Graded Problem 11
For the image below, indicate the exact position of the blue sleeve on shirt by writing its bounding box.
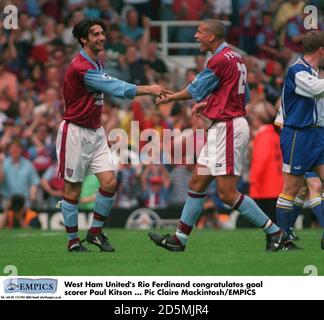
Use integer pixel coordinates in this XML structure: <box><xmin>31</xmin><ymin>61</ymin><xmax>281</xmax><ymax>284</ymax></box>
<box><xmin>187</xmin><ymin>67</ymin><xmax>219</xmax><ymax>102</ymax></box>
<box><xmin>84</xmin><ymin>69</ymin><xmax>137</xmax><ymax>99</ymax></box>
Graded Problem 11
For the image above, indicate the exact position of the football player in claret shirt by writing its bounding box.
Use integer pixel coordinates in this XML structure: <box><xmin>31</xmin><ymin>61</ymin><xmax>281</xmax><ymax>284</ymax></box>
<box><xmin>149</xmin><ymin>19</ymin><xmax>287</xmax><ymax>252</ymax></box>
<box><xmin>57</xmin><ymin>19</ymin><xmax>172</xmax><ymax>252</ymax></box>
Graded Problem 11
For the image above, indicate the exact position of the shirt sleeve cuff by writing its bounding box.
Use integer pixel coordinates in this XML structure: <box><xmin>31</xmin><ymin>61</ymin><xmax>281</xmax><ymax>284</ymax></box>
<box><xmin>125</xmin><ymin>84</ymin><xmax>137</xmax><ymax>99</ymax></box>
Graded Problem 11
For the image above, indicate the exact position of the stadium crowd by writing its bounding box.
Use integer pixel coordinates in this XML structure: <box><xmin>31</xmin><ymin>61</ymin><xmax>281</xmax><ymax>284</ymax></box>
<box><xmin>0</xmin><ymin>0</ymin><xmax>322</xmax><ymax>225</ymax></box>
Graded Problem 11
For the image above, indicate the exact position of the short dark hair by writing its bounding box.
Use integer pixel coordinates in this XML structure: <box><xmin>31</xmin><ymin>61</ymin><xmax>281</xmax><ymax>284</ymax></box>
<box><xmin>303</xmin><ymin>30</ymin><xmax>324</xmax><ymax>54</ymax></box>
<box><xmin>72</xmin><ymin>19</ymin><xmax>107</xmax><ymax>47</ymax></box>
<box><xmin>203</xmin><ymin>19</ymin><xmax>226</xmax><ymax>40</ymax></box>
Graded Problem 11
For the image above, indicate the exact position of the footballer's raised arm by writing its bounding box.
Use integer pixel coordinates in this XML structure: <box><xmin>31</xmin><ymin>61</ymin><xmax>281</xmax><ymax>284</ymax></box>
<box><xmin>84</xmin><ymin>69</ymin><xmax>137</xmax><ymax>99</ymax></box>
<box><xmin>156</xmin><ymin>67</ymin><xmax>220</xmax><ymax>105</ymax></box>
<box><xmin>156</xmin><ymin>87</ymin><xmax>192</xmax><ymax>105</ymax></box>
<box><xmin>84</xmin><ymin>69</ymin><xmax>171</xmax><ymax>99</ymax></box>
<box><xmin>136</xmin><ymin>85</ymin><xmax>173</xmax><ymax>97</ymax></box>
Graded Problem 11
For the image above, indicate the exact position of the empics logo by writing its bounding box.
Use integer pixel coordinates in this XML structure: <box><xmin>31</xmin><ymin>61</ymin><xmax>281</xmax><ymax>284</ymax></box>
<box><xmin>4</xmin><ymin>278</ymin><xmax>58</xmax><ymax>294</ymax></box>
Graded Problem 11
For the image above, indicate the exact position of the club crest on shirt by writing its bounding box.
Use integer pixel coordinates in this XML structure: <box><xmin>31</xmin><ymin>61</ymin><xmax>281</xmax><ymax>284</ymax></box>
<box><xmin>66</xmin><ymin>168</ymin><xmax>73</xmax><ymax>177</ymax></box>
<box><xmin>102</xmin><ymin>73</ymin><xmax>112</xmax><ymax>79</ymax></box>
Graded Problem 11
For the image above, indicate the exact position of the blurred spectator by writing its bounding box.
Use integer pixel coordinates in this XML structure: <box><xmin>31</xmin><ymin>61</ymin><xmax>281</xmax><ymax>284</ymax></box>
<box><xmin>239</xmin><ymin>0</ymin><xmax>263</xmax><ymax>54</ymax></box>
<box><xmin>41</xmin><ymin>161</ymin><xmax>64</xmax><ymax>208</ymax></box>
<box><xmin>0</xmin><ymin>57</ymin><xmax>18</xmax><ymax>112</ymax></box>
<box><xmin>42</xmin><ymin>0</ymin><xmax>63</xmax><ymax>22</ymax></box>
<box><xmin>98</xmin><ymin>0</ymin><xmax>119</xmax><ymax>24</ymax></box>
<box><xmin>115</xmin><ymin>163</ymin><xmax>140</xmax><ymax>208</ymax></box>
<box><xmin>170</xmin><ymin>164</ymin><xmax>193</xmax><ymax>205</ymax></box>
<box><xmin>141</xmin><ymin>163</ymin><xmax>171</xmax><ymax>191</ymax></box>
<box><xmin>142</xmin><ymin>41</ymin><xmax>168</xmax><ymax>75</ymax></box>
<box><xmin>284</xmin><ymin>11</ymin><xmax>310</xmax><ymax>64</ymax></box>
<box><xmin>173</xmin><ymin>0</ymin><xmax>205</xmax><ymax>54</ymax></box>
<box><xmin>30</xmin><ymin>17</ymin><xmax>59</xmax><ymax>63</ymax></box>
<box><xmin>104</xmin><ymin>23</ymin><xmax>128</xmax><ymax>80</ymax></box>
<box><xmin>273</xmin><ymin>0</ymin><xmax>305</xmax><ymax>34</ymax></box>
<box><xmin>123</xmin><ymin>0</ymin><xmax>154</xmax><ymax>19</ymax></box>
<box><xmin>249</xmin><ymin>102</ymin><xmax>283</xmax><ymax>222</ymax></box>
<box><xmin>0</xmin><ymin>194</ymin><xmax>40</xmax><ymax>229</ymax></box>
<box><xmin>33</xmin><ymin>86</ymin><xmax>62</xmax><ymax>119</ymax></box>
<box><xmin>78</xmin><ymin>175</ymin><xmax>100</xmax><ymax>211</ymax></box>
<box><xmin>125</xmin><ymin>44</ymin><xmax>148</xmax><ymax>84</ymax></box>
<box><xmin>24</xmin><ymin>0</ymin><xmax>42</xmax><ymax>17</ymax></box>
<box><xmin>28</xmin><ymin>124</ymin><xmax>55</xmax><ymax>176</ymax></box>
<box><xmin>0</xmin><ymin>118</ymin><xmax>23</xmax><ymax>151</ymax></box>
<box><xmin>44</xmin><ymin>65</ymin><xmax>62</xmax><ymax>89</ymax></box>
<box><xmin>0</xmin><ymin>139</ymin><xmax>40</xmax><ymax>208</ymax></box>
<box><xmin>120</xmin><ymin>8</ymin><xmax>145</xmax><ymax>46</ymax></box>
<box><xmin>263</xmin><ymin>60</ymin><xmax>284</xmax><ymax>104</ymax></box>
<box><xmin>142</xmin><ymin>175</ymin><xmax>170</xmax><ymax>209</ymax></box>
<box><xmin>256</xmin><ymin>12</ymin><xmax>281</xmax><ymax>61</ymax></box>
<box><xmin>62</xmin><ymin>9</ymin><xmax>85</xmax><ymax>46</ymax></box>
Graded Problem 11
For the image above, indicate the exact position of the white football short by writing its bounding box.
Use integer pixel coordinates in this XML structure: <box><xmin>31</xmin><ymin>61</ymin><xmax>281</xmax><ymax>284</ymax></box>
<box><xmin>56</xmin><ymin>121</ymin><xmax>116</xmax><ymax>182</ymax></box>
<box><xmin>197</xmin><ymin>117</ymin><xmax>249</xmax><ymax>176</ymax></box>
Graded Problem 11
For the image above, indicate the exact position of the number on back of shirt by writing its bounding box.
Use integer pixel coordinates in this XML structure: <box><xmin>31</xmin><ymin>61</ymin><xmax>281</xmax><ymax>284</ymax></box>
<box><xmin>237</xmin><ymin>62</ymin><xmax>247</xmax><ymax>94</ymax></box>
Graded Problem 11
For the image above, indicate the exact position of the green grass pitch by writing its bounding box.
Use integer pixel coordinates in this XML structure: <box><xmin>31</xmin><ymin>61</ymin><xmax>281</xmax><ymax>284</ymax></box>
<box><xmin>0</xmin><ymin>229</ymin><xmax>323</xmax><ymax>276</ymax></box>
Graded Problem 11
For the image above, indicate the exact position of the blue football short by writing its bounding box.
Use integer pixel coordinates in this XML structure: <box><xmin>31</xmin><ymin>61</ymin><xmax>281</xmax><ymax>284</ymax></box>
<box><xmin>305</xmin><ymin>171</ymin><xmax>319</xmax><ymax>179</ymax></box>
<box><xmin>280</xmin><ymin>126</ymin><xmax>324</xmax><ymax>175</ymax></box>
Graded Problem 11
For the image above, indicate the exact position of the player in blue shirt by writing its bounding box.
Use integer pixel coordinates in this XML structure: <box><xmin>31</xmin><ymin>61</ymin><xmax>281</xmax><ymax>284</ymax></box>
<box><xmin>276</xmin><ymin>31</ymin><xmax>324</xmax><ymax>250</ymax></box>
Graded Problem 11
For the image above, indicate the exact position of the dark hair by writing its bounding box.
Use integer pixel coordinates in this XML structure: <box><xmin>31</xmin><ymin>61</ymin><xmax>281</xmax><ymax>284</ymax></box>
<box><xmin>204</xmin><ymin>19</ymin><xmax>226</xmax><ymax>40</ymax></box>
<box><xmin>303</xmin><ymin>30</ymin><xmax>324</xmax><ymax>54</ymax></box>
<box><xmin>72</xmin><ymin>19</ymin><xmax>107</xmax><ymax>47</ymax></box>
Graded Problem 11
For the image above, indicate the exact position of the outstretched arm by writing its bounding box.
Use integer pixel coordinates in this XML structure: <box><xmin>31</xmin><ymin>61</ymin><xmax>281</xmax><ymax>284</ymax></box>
<box><xmin>84</xmin><ymin>69</ymin><xmax>172</xmax><ymax>99</ymax></box>
<box><xmin>156</xmin><ymin>67</ymin><xmax>219</xmax><ymax>105</ymax></box>
<box><xmin>156</xmin><ymin>88</ymin><xmax>192</xmax><ymax>104</ymax></box>
<box><xmin>136</xmin><ymin>85</ymin><xmax>173</xmax><ymax>97</ymax></box>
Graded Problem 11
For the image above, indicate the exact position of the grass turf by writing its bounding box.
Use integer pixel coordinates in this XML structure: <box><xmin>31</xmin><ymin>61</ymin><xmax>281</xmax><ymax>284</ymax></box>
<box><xmin>0</xmin><ymin>229</ymin><xmax>323</xmax><ymax>276</ymax></box>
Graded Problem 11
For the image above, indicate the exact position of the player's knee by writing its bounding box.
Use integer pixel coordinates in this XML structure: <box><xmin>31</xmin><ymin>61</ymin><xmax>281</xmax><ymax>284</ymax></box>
<box><xmin>188</xmin><ymin>179</ymin><xmax>206</xmax><ymax>193</ymax></box>
<box><xmin>100</xmin><ymin>177</ymin><xmax>117</xmax><ymax>193</ymax></box>
<box><xmin>307</xmin><ymin>179</ymin><xmax>322</xmax><ymax>194</ymax></box>
<box><xmin>217</xmin><ymin>190</ymin><xmax>237</xmax><ymax>207</ymax></box>
<box><xmin>283</xmin><ymin>184</ymin><xmax>300</xmax><ymax>197</ymax></box>
<box><xmin>64</xmin><ymin>186</ymin><xmax>81</xmax><ymax>202</ymax></box>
